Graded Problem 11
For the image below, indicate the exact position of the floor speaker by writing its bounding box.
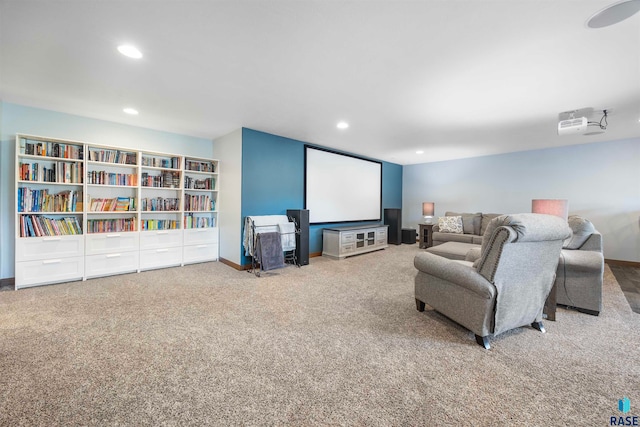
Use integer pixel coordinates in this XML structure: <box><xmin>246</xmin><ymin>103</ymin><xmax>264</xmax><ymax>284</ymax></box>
<box><xmin>286</xmin><ymin>209</ymin><xmax>309</xmax><ymax>266</ymax></box>
<box><xmin>384</xmin><ymin>208</ymin><xmax>402</xmax><ymax>245</ymax></box>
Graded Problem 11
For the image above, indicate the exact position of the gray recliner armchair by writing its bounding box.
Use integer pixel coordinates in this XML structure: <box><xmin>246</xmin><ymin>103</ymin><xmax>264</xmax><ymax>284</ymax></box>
<box><xmin>414</xmin><ymin>213</ymin><xmax>571</xmax><ymax>349</ymax></box>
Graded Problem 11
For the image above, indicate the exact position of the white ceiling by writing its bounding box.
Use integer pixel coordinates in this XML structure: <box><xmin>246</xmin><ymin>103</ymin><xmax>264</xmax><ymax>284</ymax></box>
<box><xmin>1</xmin><ymin>0</ymin><xmax>639</xmax><ymax>165</ymax></box>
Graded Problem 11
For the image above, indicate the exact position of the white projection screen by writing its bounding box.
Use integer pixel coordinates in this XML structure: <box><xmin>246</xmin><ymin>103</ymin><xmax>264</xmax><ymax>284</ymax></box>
<box><xmin>305</xmin><ymin>146</ymin><xmax>382</xmax><ymax>224</ymax></box>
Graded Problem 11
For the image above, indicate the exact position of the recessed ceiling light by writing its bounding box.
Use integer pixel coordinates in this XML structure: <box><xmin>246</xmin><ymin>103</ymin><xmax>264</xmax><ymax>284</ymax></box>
<box><xmin>337</xmin><ymin>121</ymin><xmax>349</xmax><ymax>129</ymax></box>
<box><xmin>123</xmin><ymin>107</ymin><xmax>139</xmax><ymax>115</ymax></box>
<box><xmin>416</xmin><ymin>150</ymin><xmax>424</xmax><ymax>154</ymax></box>
<box><xmin>117</xmin><ymin>44</ymin><xmax>143</xmax><ymax>59</ymax></box>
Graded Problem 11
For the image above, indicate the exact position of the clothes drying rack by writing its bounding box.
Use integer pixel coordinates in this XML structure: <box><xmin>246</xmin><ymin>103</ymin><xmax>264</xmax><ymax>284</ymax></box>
<box><xmin>244</xmin><ymin>215</ymin><xmax>301</xmax><ymax>277</ymax></box>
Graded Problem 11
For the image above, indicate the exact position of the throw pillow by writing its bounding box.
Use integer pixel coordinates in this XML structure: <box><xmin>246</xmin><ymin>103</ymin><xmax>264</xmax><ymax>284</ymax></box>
<box><xmin>438</xmin><ymin>216</ymin><xmax>463</xmax><ymax>234</ymax></box>
<box><xmin>446</xmin><ymin>211</ymin><xmax>482</xmax><ymax>235</ymax></box>
<box><xmin>563</xmin><ymin>215</ymin><xmax>595</xmax><ymax>249</ymax></box>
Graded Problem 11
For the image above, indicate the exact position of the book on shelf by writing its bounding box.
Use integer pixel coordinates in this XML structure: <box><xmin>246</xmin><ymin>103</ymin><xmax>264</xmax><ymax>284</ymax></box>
<box><xmin>89</xmin><ymin>197</ymin><xmax>136</xmax><ymax>211</ymax></box>
<box><xmin>142</xmin><ymin>156</ymin><xmax>181</xmax><ymax>169</ymax></box>
<box><xmin>18</xmin><ymin>188</ymin><xmax>78</xmax><ymax>213</ymax></box>
<box><xmin>87</xmin><ymin>218</ymin><xmax>137</xmax><ymax>233</ymax></box>
<box><xmin>185</xmin><ymin>160</ymin><xmax>215</xmax><ymax>173</ymax></box>
<box><xmin>20</xmin><ymin>215</ymin><xmax>82</xmax><ymax>237</ymax></box>
<box><xmin>20</xmin><ymin>138</ymin><xmax>84</xmax><ymax>160</ymax></box>
<box><xmin>184</xmin><ymin>214</ymin><xmax>216</xmax><ymax>229</ymax></box>
<box><xmin>88</xmin><ymin>149</ymin><xmax>137</xmax><ymax>165</ymax></box>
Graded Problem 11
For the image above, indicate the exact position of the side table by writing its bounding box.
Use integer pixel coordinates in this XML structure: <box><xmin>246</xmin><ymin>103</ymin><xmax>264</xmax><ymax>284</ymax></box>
<box><xmin>419</xmin><ymin>223</ymin><xmax>434</xmax><ymax>249</ymax></box>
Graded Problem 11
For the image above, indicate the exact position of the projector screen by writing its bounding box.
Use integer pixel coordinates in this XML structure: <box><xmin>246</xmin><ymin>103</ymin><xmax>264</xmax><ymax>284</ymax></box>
<box><xmin>305</xmin><ymin>146</ymin><xmax>382</xmax><ymax>224</ymax></box>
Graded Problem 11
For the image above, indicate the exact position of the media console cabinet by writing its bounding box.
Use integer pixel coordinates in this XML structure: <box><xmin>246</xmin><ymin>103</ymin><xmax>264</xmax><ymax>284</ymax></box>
<box><xmin>322</xmin><ymin>225</ymin><xmax>388</xmax><ymax>260</ymax></box>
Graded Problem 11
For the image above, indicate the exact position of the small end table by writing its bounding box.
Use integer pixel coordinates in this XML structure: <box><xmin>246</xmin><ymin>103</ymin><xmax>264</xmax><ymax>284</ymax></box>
<box><xmin>419</xmin><ymin>223</ymin><xmax>434</xmax><ymax>249</ymax></box>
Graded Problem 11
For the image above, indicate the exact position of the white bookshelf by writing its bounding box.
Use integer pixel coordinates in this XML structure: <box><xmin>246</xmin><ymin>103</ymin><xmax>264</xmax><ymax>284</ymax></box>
<box><xmin>14</xmin><ymin>134</ymin><xmax>220</xmax><ymax>289</ymax></box>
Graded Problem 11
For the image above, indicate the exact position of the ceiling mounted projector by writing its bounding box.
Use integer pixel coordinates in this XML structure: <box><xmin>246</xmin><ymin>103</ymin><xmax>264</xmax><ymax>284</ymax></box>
<box><xmin>558</xmin><ymin>116</ymin><xmax>588</xmax><ymax>135</ymax></box>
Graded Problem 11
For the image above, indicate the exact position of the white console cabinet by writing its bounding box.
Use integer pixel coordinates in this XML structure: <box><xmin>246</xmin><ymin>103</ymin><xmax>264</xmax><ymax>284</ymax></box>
<box><xmin>14</xmin><ymin>134</ymin><xmax>220</xmax><ymax>289</ymax></box>
<box><xmin>322</xmin><ymin>225</ymin><xmax>388</xmax><ymax>260</ymax></box>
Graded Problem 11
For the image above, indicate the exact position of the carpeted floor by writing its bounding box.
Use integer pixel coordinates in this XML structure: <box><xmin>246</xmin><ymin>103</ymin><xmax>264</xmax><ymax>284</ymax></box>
<box><xmin>1</xmin><ymin>244</ymin><xmax>638</xmax><ymax>426</ymax></box>
<box><xmin>610</xmin><ymin>265</ymin><xmax>640</xmax><ymax>314</ymax></box>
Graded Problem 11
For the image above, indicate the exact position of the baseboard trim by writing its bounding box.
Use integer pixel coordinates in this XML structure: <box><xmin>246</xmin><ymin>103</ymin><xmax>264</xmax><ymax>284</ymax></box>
<box><xmin>310</xmin><ymin>251</ymin><xmax>322</xmax><ymax>258</ymax></box>
<box><xmin>219</xmin><ymin>257</ymin><xmax>248</xmax><ymax>271</ymax></box>
<box><xmin>0</xmin><ymin>277</ymin><xmax>15</xmax><ymax>291</ymax></box>
<box><xmin>605</xmin><ymin>259</ymin><xmax>640</xmax><ymax>268</ymax></box>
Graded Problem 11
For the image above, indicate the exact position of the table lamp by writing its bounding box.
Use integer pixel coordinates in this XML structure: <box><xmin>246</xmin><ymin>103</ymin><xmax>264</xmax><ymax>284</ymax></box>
<box><xmin>422</xmin><ymin>202</ymin><xmax>435</xmax><ymax>224</ymax></box>
<box><xmin>531</xmin><ymin>199</ymin><xmax>569</xmax><ymax>221</ymax></box>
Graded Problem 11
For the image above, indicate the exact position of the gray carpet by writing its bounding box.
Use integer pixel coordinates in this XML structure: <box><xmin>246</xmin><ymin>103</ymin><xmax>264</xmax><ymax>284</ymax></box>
<box><xmin>1</xmin><ymin>244</ymin><xmax>638</xmax><ymax>426</ymax></box>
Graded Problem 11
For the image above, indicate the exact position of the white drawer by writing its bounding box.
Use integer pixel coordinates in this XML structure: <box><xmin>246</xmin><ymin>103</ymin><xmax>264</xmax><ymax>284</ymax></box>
<box><xmin>376</xmin><ymin>239</ymin><xmax>387</xmax><ymax>246</ymax></box>
<box><xmin>184</xmin><ymin>227</ymin><xmax>218</xmax><ymax>245</ymax></box>
<box><xmin>85</xmin><ymin>251</ymin><xmax>139</xmax><ymax>278</ymax></box>
<box><xmin>16</xmin><ymin>235</ymin><xmax>84</xmax><ymax>262</ymax></box>
<box><xmin>139</xmin><ymin>229</ymin><xmax>182</xmax><ymax>250</ymax></box>
<box><xmin>341</xmin><ymin>243</ymin><xmax>355</xmax><ymax>253</ymax></box>
<box><xmin>341</xmin><ymin>233</ymin><xmax>355</xmax><ymax>244</ymax></box>
<box><xmin>140</xmin><ymin>247</ymin><xmax>182</xmax><ymax>270</ymax></box>
<box><xmin>376</xmin><ymin>229</ymin><xmax>387</xmax><ymax>238</ymax></box>
<box><xmin>16</xmin><ymin>256</ymin><xmax>84</xmax><ymax>289</ymax></box>
<box><xmin>183</xmin><ymin>243</ymin><xmax>218</xmax><ymax>264</ymax></box>
<box><xmin>86</xmin><ymin>232</ymin><xmax>139</xmax><ymax>255</ymax></box>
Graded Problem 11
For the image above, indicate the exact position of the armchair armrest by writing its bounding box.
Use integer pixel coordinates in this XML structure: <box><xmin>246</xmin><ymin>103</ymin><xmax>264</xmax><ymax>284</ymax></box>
<box><xmin>578</xmin><ymin>232</ymin><xmax>603</xmax><ymax>252</ymax></box>
<box><xmin>414</xmin><ymin>252</ymin><xmax>496</xmax><ymax>300</ymax></box>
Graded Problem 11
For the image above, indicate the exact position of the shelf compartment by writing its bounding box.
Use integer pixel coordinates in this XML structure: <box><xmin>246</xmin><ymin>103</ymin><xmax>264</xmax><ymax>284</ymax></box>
<box><xmin>87</xmin><ymin>148</ymin><xmax>137</xmax><ymax>165</ymax></box>
<box><xmin>16</xmin><ymin>234</ymin><xmax>84</xmax><ymax>262</ymax></box>
<box><xmin>140</xmin><ymin>229</ymin><xmax>183</xmax><ymax>250</ymax></box>
<box><xmin>85</xmin><ymin>251</ymin><xmax>139</xmax><ymax>279</ymax></box>
<box><xmin>140</xmin><ymin>246</ymin><xmax>182</xmax><ymax>270</ymax></box>
<box><xmin>16</xmin><ymin>256</ymin><xmax>84</xmax><ymax>289</ymax></box>
<box><xmin>85</xmin><ymin>232</ymin><xmax>139</xmax><ymax>255</ymax></box>
<box><xmin>184</xmin><ymin>227</ymin><xmax>218</xmax><ymax>245</ymax></box>
<box><xmin>183</xmin><ymin>242</ymin><xmax>218</xmax><ymax>264</ymax></box>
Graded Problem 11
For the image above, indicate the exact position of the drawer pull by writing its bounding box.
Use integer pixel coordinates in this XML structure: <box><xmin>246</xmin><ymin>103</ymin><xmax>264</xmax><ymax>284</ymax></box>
<box><xmin>196</xmin><ymin>244</ymin><xmax>208</xmax><ymax>248</ymax></box>
<box><xmin>156</xmin><ymin>249</ymin><xmax>169</xmax><ymax>253</ymax></box>
<box><xmin>106</xmin><ymin>234</ymin><xmax>121</xmax><ymax>238</ymax></box>
<box><xmin>106</xmin><ymin>253</ymin><xmax>121</xmax><ymax>258</ymax></box>
<box><xmin>156</xmin><ymin>231</ymin><xmax>169</xmax><ymax>235</ymax></box>
<box><xmin>43</xmin><ymin>237</ymin><xmax>62</xmax><ymax>242</ymax></box>
<box><xmin>196</xmin><ymin>229</ymin><xmax>208</xmax><ymax>232</ymax></box>
<box><xmin>43</xmin><ymin>259</ymin><xmax>62</xmax><ymax>264</ymax></box>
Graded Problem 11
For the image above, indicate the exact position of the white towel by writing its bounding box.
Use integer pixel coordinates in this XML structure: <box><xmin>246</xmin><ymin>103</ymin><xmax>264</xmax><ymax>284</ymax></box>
<box><xmin>279</xmin><ymin>222</ymin><xmax>296</xmax><ymax>251</ymax></box>
<box><xmin>243</xmin><ymin>215</ymin><xmax>292</xmax><ymax>256</ymax></box>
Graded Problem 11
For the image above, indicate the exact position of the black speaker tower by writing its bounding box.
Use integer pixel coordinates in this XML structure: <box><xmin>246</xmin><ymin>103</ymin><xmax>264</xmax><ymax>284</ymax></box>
<box><xmin>287</xmin><ymin>209</ymin><xmax>310</xmax><ymax>266</ymax></box>
<box><xmin>384</xmin><ymin>208</ymin><xmax>402</xmax><ymax>245</ymax></box>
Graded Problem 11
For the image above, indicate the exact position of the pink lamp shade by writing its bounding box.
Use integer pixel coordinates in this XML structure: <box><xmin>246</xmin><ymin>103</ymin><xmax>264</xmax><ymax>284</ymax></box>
<box><xmin>422</xmin><ymin>202</ymin><xmax>435</xmax><ymax>217</ymax></box>
<box><xmin>531</xmin><ymin>199</ymin><xmax>569</xmax><ymax>221</ymax></box>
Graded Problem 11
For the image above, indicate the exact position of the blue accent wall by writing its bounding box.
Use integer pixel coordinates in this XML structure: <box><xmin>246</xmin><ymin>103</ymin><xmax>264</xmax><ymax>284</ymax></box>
<box><xmin>241</xmin><ymin>128</ymin><xmax>402</xmax><ymax>265</ymax></box>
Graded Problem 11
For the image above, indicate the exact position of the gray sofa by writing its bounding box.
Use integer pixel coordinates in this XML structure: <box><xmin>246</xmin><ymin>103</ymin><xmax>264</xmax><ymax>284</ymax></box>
<box><xmin>555</xmin><ymin>216</ymin><xmax>604</xmax><ymax>315</ymax></box>
<box><xmin>431</xmin><ymin>212</ymin><xmax>502</xmax><ymax>246</ymax></box>
<box><xmin>427</xmin><ymin>212</ymin><xmax>605</xmax><ymax>316</ymax></box>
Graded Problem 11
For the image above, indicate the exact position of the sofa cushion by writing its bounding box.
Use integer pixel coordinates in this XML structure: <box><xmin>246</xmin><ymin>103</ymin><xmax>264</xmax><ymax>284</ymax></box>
<box><xmin>445</xmin><ymin>211</ymin><xmax>482</xmax><ymax>235</ymax></box>
<box><xmin>438</xmin><ymin>216</ymin><xmax>463</xmax><ymax>234</ymax></box>
<box><xmin>564</xmin><ymin>215</ymin><xmax>596</xmax><ymax>249</ymax></box>
<box><xmin>432</xmin><ymin>232</ymin><xmax>475</xmax><ymax>244</ymax></box>
<box><xmin>426</xmin><ymin>241</ymin><xmax>480</xmax><ymax>260</ymax></box>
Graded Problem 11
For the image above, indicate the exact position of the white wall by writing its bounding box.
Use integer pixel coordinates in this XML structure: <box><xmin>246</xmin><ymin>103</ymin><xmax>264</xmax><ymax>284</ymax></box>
<box><xmin>212</xmin><ymin>129</ymin><xmax>242</xmax><ymax>265</ymax></box>
<box><xmin>0</xmin><ymin>102</ymin><xmax>214</xmax><ymax>278</ymax></box>
<box><xmin>403</xmin><ymin>138</ymin><xmax>640</xmax><ymax>262</ymax></box>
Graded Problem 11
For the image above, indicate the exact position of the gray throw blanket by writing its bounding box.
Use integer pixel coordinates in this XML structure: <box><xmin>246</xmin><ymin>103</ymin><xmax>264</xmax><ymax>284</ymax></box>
<box><xmin>256</xmin><ymin>232</ymin><xmax>285</xmax><ymax>271</ymax></box>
